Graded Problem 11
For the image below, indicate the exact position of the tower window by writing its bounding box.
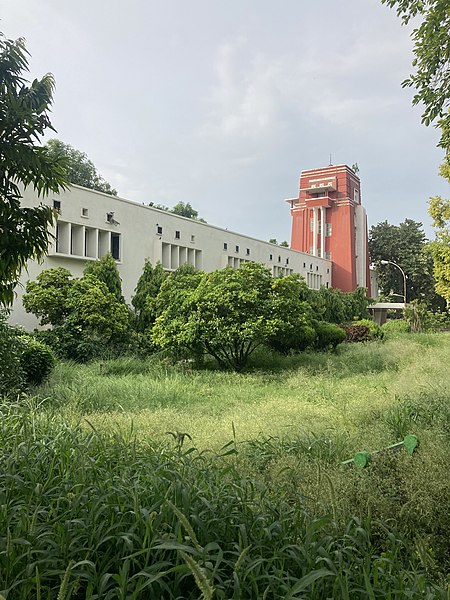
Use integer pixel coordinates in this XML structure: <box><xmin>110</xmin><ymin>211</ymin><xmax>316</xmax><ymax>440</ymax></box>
<box><xmin>325</xmin><ymin>223</ymin><xmax>332</xmax><ymax>237</ymax></box>
<box><xmin>175</xmin><ymin>230</ymin><xmax>180</xmax><ymax>239</ymax></box>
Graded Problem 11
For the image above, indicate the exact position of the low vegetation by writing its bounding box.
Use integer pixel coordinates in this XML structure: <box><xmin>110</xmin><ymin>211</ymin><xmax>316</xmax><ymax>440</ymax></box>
<box><xmin>1</xmin><ymin>334</ymin><xmax>448</xmax><ymax>597</ymax></box>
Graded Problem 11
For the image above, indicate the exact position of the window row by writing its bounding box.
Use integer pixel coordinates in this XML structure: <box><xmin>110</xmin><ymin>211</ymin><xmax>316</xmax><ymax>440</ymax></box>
<box><xmin>306</xmin><ymin>272</ymin><xmax>323</xmax><ymax>290</ymax></box>
<box><xmin>156</xmin><ymin>225</ymin><xmax>195</xmax><ymax>243</ymax></box>
<box><xmin>309</xmin><ymin>220</ymin><xmax>332</xmax><ymax>236</ymax></box>
<box><xmin>161</xmin><ymin>243</ymin><xmax>202</xmax><ymax>271</ymax></box>
<box><xmin>55</xmin><ymin>221</ymin><xmax>121</xmax><ymax>260</ymax></box>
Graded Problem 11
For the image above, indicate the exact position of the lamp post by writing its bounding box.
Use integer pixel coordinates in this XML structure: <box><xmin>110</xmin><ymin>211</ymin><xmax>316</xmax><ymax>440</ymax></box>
<box><xmin>380</xmin><ymin>260</ymin><xmax>407</xmax><ymax>303</ymax></box>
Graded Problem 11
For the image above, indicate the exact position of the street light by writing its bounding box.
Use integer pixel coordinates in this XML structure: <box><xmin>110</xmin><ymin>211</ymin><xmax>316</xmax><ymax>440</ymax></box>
<box><xmin>380</xmin><ymin>260</ymin><xmax>407</xmax><ymax>303</ymax></box>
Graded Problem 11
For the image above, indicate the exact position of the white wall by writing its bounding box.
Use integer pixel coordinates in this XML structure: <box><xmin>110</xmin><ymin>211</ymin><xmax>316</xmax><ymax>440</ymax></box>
<box><xmin>11</xmin><ymin>184</ymin><xmax>332</xmax><ymax>330</ymax></box>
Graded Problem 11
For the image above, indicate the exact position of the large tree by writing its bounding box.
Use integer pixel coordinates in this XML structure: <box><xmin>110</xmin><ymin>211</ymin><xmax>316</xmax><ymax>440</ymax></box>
<box><xmin>153</xmin><ymin>263</ymin><xmax>318</xmax><ymax>371</ymax></box>
<box><xmin>44</xmin><ymin>139</ymin><xmax>117</xmax><ymax>196</ymax></box>
<box><xmin>0</xmin><ymin>34</ymin><xmax>68</xmax><ymax>306</ymax></box>
<box><xmin>381</xmin><ymin>0</ymin><xmax>449</xmax><ymax>150</ymax></box>
<box><xmin>369</xmin><ymin>219</ymin><xmax>443</xmax><ymax>308</ymax></box>
<box><xmin>132</xmin><ymin>260</ymin><xmax>166</xmax><ymax>332</ymax></box>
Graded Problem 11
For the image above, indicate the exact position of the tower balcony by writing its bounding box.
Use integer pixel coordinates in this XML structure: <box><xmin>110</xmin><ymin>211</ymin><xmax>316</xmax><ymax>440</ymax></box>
<box><xmin>304</xmin><ymin>195</ymin><xmax>332</xmax><ymax>208</ymax></box>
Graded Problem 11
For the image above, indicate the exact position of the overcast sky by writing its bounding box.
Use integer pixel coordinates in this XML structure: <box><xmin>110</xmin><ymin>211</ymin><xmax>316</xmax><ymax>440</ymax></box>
<box><xmin>2</xmin><ymin>0</ymin><xmax>448</xmax><ymax>242</ymax></box>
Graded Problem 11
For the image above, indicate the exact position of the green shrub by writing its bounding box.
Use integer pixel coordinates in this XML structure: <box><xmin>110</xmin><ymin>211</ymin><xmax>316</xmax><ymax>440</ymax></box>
<box><xmin>340</xmin><ymin>324</ymin><xmax>371</xmax><ymax>342</ymax></box>
<box><xmin>352</xmin><ymin>318</ymin><xmax>384</xmax><ymax>340</ymax></box>
<box><xmin>19</xmin><ymin>337</ymin><xmax>55</xmax><ymax>386</ymax></box>
<box><xmin>0</xmin><ymin>311</ymin><xmax>24</xmax><ymax>396</ymax></box>
<box><xmin>382</xmin><ymin>319</ymin><xmax>411</xmax><ymax>335</ymax></box>
<box><xmin>314</xmin><ymin>322</ymin><xmax>346</xmax><ymax>350</ymax></box>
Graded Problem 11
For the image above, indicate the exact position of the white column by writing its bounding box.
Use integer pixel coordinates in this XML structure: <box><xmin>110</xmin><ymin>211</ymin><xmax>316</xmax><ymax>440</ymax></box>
<box><xmin>320</xmin><ymin>207</ymin><xmax>325</xmax><ymax>259</ymax></box>
<box><xmin>312</xmin><ymin>208</ymin><xmax>318</xmax><ymax>256</ymax></box>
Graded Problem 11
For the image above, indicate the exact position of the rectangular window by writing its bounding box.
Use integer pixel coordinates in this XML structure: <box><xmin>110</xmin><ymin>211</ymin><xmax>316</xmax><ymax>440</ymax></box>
<box><xmin>157</xmin><ymin>225</ymin><xmax>163</xmax><ymax>235</ymax></box>
<box><xmin>316</xmin><ymin>265</ymin><xmax>319</xmax><ymax>271</ymax></box>
<box><xmin>326</xmin><ymin>267</ymin><xmax>330</xmax><ymax>274</ymax></box>
<box><xmin>278</xmin><ymin>256</ymin><xmax>281</xmax><ymax>263</ymax></box>
<box><xmin>325</xmin><ymin>252</ymin><xmax>331</xmax><ymax>261</ymax></box>
<box><xmin>81</xmin><ymin>207</ymin><xmax>89</xmax><ymax>218</ymax></box>
<box><xmin>191</xmin><ymin>234</ymin><xmax>195</xmax><ymax>242</ymax></box>
<box><xmin>286</xmin><ymin>258</ymin><xmax>289</xmax><ymax>265</ymax></box>
<box><xmin>310</xmin><ymin>217</ymin><xmax>314</xmax><ymax>232</ymax></box>
<box><xmin>175</xmin><ymin>230</ymin><xmax>180</xmax><ymax>239</ymax></box>
<box><xmin>246</xmin><ymin>248</ymin><xmax>250</xmax><ymax>256</ymax></box>
<box><xmin>309</xmin><ymin>246</ymin><xmax>314</xmax><ymax>255</ymax></box>
<box><xmin>269</xmin><ymin>254</ymin><xmax>273</xmax><ymax>261</ymax></box>
<box><xmin>235</xmin><ymin>245</ymin><xmax>239</xmax><ymax>253</ymax></box>
<box><xmin>310</xmin><ymin>264</ymin><xmax>313</xmax><ymax>270</ymax></box>
<box><xmin>303</xmin><ymin>262</ymin><xmax>306</xmax><ymax>268</ymax></box>
<box><xmin>53</xmin><ymin>200</ymin><xmax>61</xmax><ymax>212</ymax></box>
<box><xmin>111</xmin><ymin>233</ymin><xmax>121</xmax><ymax>260</ymax></box>
<box><xmin>223</xmin><ymin>242</ymin><xmax>228</xmax><ymax>250</ymax></box>
<box><xmin>326</xmin><ymin>223</ymin><xmax>332</xmax><ymax>237</ymax></box>
<box><xmin>318</xmin><ymin>221</ymin><xmax>322</xmax><ymax>234</ymax></box>
<box><xmin>354</xmin><ymin>189</ymin><xmax>359</xmax><ymax>203</ymax></box>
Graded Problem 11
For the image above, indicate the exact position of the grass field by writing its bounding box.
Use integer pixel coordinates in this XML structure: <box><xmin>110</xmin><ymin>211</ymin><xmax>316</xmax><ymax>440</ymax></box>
<box><xmin>2</xmin><ymin>333</ymin><xmax>450</xmax><ymax>598</ymax></box>
<box><xmin>38</xmin><ymin>333</ymin><xmax>450</xmax><ymax>453</ymax></box>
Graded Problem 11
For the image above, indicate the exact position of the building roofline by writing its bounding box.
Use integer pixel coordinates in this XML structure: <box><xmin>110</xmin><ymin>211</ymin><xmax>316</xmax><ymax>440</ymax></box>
<box><xmin>66</xmin><ymin>184</ymin><xmax>331</xmax><ymax>263</ymax></box>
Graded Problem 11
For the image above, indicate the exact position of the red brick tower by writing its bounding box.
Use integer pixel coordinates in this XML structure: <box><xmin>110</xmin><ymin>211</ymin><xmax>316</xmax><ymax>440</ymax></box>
<box><xmin>289</xmin><ymin>164</ymin><xmax>371</xmax><ymax>294</ymax></box>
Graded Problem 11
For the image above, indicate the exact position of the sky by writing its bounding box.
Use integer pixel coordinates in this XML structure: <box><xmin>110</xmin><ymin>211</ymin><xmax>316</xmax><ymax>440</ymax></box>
<box><xmin>2</xmin><ymin>0</ymin><xmax>448</xmax><ymax>242</ymax></box>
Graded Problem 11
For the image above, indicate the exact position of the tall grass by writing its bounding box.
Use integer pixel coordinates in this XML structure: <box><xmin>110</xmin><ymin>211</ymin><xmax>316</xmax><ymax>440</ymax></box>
<box><xmin>0</xmin><ymin>401</ymin><xmax>446</xmax><ymax>599</ymax></box>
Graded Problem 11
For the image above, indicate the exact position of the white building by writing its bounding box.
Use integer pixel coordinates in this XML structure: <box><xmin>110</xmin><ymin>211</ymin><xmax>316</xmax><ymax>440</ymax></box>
<box><xmin>11</xmin><ymin>184</ymin><xmax>332</xmax><ymax>330</ymax></box>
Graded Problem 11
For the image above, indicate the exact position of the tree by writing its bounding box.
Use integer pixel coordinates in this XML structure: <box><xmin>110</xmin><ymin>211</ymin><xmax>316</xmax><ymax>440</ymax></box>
<box><xmin>279</xmin><ymin>241</ymin><xmax>289</xmax><ymax>247</ymax></box>
<box><xmin>44</xmin><ymin>139</ymin><xmax>117</xmax><ymax>195</ymax></box>
<box><xmin>23</xmin><ymin>269</ymin><xmax>130</xmax><ymax>361</ymax></box>
<box><xmin>22</xmin><ymin>267</ymin><xmax>73</xmax><ymax>326</ymax></box>
<box><xmin>381</xmin><ymin>0</ymin><xmax>449</xmax><ymax>150</ymax></box>
<box><xmin>152</xmin><ymin>264</ymin><xmax>204</xmax><ymax>359</ymax></box>
<box><xmin>428</xmin><ymin>159</ymin><xmax>450</xmax><ymax>303</ymax></box>
<box><xmin>132</xmin><ymin>260</ymin><xmax>166</xmax><ymax>331</ymax></box>
<box><xmin>83</xmin><ymin>253</ymin><xmax>124</xmax><ymax>303</ymax></box>
<box><xmin>369</xmin><ymin>219</ymin><xmax>443</xmax><ymax>308</ymax></box>
<box><xmin>153</xmin><ymin>263</ymin><xmax>318</xmax><ymax>371</ymax></box>
<box><xmin>0</xmin><ymin>34</ymin><xmax>68</xmax><ymax>306</ymax></box>
<box><xmin>151</xmin><ymin>201</ymin><xmax>206</xmax><ymax>222</ymax></box>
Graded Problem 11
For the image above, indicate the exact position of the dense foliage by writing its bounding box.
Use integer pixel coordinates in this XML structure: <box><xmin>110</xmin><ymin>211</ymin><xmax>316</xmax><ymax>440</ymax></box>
<box><xmin>428</xmin><ymin>160</ymin><xmax>450</xmax><ymax>303</ymax></box>
<box><xmin>44</xmin><ymin>138</ymin><xmax>117</xmax><ymax>195</ymax></box>
<box><xmin>369</xmin><ymin>219</ymin><xmax>443</xmax><ymax>308</ymax></box>
<box><xmin>0</xmin><ymin>34</ymin><xmax>68</xmax><ymax>306</ymax></box>
<box><xmin>132</xmin><ymin>260</ymin><xmax>166</xmax><ymax>332</ymax></box>
<box><xmin>23</xmin><ymin>267</ymin><xmax>130</xmax><ymax>361</ymax></box>
<box><xmin>381</xmin><ymin>0</ymin><xmax>450</xmax><ymax>150</ymax></box>
<box><xmin>83</xmin><ymin>252</ymin><xmax>124</xmax><ymax>303</ymax></box>
<box><xmin>0</xmin><ymin>401</ymin><xmax>447</xmax><ymax>599</ymax></box>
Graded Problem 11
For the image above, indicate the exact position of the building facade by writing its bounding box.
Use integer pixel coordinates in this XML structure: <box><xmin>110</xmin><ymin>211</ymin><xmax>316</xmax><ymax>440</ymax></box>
<box><xmin>11</xmin><ymin>183</ymin><xmax>332</xmax><ymax>330</ymax></box>
<box><xmin>288</xmin><ymin>164</ymin><xmax>371</xmax><ymax>295</ymax></box>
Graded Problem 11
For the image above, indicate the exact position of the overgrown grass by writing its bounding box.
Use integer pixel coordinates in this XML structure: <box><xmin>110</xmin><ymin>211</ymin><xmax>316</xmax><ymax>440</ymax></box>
<box><xmin>7</xmin><ymin>334</ymin><xmax>450</xmax><ymax>594</ymax></box>
<box><xmin>1</xmin><ymin>401</ymin><xmax>447</xmax><ymax>599</ymax></box>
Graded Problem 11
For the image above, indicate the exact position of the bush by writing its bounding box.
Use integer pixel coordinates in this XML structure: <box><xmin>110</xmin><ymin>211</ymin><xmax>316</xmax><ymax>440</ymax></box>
<box><xmin>314</xmin><ymin>322</ymin><xmax>346</xmax><ymax>351</ymax></box>
<box><xmin>19</xmin><ymin>337</ymin><xmax>55</xmax><ymax>386</ymax></box>
<box><xmin>339</xmin><ymin>324</ymin><xmax>371</xmax><ymax>343</ymax></box>
<box><xmin>352</xmin><ymin>318</ymin><xmax>384</xmax><ymax>340</ymax></box>
<box><xmin>0</xmin><ymin>311</ymin><xmax>24</xmax><ymax>396</ymax></box>
<box><xmin>381</xmin><ymin>319</ymin><xmax>411</xmax><ymax>335</ymax></box>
